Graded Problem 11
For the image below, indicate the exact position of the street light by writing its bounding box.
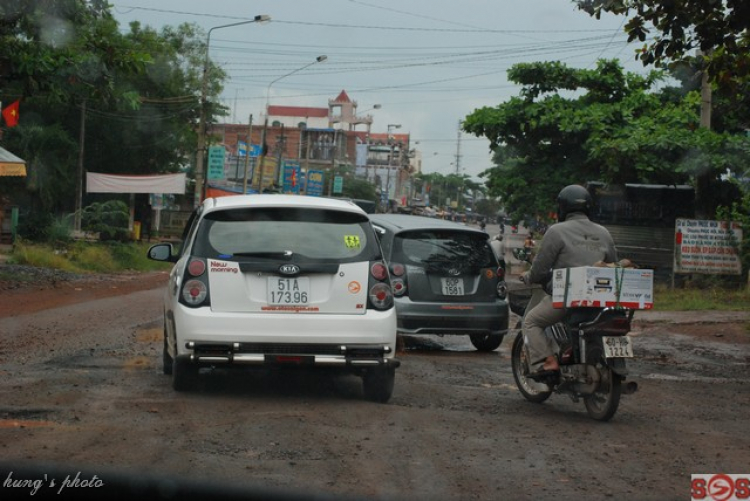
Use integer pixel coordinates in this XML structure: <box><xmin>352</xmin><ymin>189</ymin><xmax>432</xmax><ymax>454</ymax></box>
<box><xmin>387</xmin><ymin>123</ymin><xmax>401</xmax><ymax>139</ymax></box>
<box><xmin>256</xmin><ymin>55</ymin><xmax>327</xmax><ymax>192</ymax></box>
<box><xmin>360</xmin><ymin>104</ymin><xmax>382</xmax><ymax>114</ymax></box>
<box><xmin>384</xmin><ymin>124</ymin><xmax>402</xmax><ymax>209</ymax></box>
<box><xmin>194</xmin><ymin>14</ymin><xmax>271</xmax><ymax>208</ymax></box>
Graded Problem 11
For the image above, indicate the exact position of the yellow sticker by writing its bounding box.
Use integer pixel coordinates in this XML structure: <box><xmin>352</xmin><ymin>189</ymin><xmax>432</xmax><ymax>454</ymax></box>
<box><xmin>344</xmin><ymin>235</ymin><xmax>361</xmax><ymax>248</ymax></box>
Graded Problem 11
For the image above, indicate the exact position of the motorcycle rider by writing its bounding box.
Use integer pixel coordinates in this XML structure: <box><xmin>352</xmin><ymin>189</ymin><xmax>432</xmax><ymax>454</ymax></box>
<box><xmin>520</xmin><ymin>184</ymin><xmax>617</xmax><ymax>375</ymax></box>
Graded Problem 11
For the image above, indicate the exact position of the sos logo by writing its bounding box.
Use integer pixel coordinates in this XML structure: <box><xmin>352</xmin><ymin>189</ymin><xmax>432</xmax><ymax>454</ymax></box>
<box><xmin>692</xmin><ymin>474</ymin><xmax>750</xmax><ymax>501</ymax></box>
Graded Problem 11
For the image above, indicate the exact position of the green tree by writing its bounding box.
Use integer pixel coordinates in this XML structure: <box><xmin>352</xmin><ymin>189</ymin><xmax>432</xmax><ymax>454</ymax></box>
<box><xmin>0</xmin><ymin>1</ymin><xmax>225</xmax><ymax>221</ymax></box>
<box><xmin>464</xmin><ymin>59</ymin><xmax>747</xmax><ymax>221</ymax></box>
<box><xmin>574</xmin><ymin>1</ymin><xmax>750</xmax><ymax>84</ymax></box>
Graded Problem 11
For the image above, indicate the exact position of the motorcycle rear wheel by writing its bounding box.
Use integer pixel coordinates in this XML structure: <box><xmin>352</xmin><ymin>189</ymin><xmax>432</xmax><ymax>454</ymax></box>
<box><xmin>583</xmin><ymin>346</ymin><xmax>622</xmax><ymax>421</ymax></box>
<box><xmin>511</xmin><ymin>331</ymin><xmax>552</xmax><ymax>403</ymax></box>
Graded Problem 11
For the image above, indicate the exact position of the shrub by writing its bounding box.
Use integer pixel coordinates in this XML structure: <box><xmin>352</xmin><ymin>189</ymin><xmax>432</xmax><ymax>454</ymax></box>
<box><xmin>81</xmin><ymin>200</ymin><xmax>130</xmax><ymax>241</ymax></box>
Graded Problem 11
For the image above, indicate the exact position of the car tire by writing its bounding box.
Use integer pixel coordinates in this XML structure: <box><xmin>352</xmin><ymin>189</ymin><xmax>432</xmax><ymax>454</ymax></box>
<box><xmin>362</xmin><ymin>367</ymin><xmax>395</xmax><ymax>403</ymax></box>
<box><xmin>172</xmin><ymin>357</ymin><xmax>198</xmax><ymax>392</ymax></box>
<box><xmin>469</xmin><ymin>333</ymin><xmax>503</xmax><ymax>352</ymax></box>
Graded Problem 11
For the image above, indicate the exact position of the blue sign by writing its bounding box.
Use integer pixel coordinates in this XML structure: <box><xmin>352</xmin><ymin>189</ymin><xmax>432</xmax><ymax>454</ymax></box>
<box><xmin>207</xmin><ymin>146</ymin><xmax>225</xmax><ymax>180</ymax></box>
<box><xmin>306</xmin><ymin>170</ymin><xmax>325</xmax><ymax>197</ymax></box>
<box><xmin>333</xmin><ymin>175</ymin><xmax>343</xmax><ymax>194</ymax></box>
<box><xmin>283</xmin><ymin>161</ymin><xmax>301</xmax><ymax>194</ymax></box>
<box><xmin>237</xmin><ymin>143</ymin><xmax>261</xmax><ymax>158</ymax></box>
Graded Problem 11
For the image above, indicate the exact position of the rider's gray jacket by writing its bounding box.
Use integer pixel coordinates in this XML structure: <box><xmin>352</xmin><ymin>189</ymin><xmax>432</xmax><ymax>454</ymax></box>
<box><xmin>528</xmin><ymin>212</ymin><xmax>618</xmax><ymax>287</ymax></box>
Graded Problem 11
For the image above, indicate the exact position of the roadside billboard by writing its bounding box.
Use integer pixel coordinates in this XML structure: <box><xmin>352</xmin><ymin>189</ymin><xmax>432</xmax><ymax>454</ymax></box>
<box><xmin>674</xmin><ymin>219</ymin><xmax>743</xmax><ymax>275</ymax></box>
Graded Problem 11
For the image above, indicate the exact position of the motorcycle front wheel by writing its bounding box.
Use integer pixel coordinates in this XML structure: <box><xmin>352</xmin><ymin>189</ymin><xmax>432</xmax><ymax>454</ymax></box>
<box><xmin>511</xmin><ymin>331</ymin><xmax>552</xmax><ymax>403</ymax></box>
<box><xmin>583</xmin><ymin>345</ymin><xmax>622</xmax><ymax>421</ymax></box>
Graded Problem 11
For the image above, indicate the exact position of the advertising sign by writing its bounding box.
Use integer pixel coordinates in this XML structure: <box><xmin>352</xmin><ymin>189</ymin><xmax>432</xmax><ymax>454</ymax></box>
<box><xmin>237</xmin><ymin>142</ymin><xmax>261</xmax><ymax>158</ymax></box>
<box><xmin>333</xmin><ymin>175</ymin><xmax>343</xmax><ymax>194</ymax></box>
<box><xmin>306</xmin><ymin>170</ymin><xmax>325</xmax><ymax>197</ymax></box>
<box><xmin>283</xmin><ymin>161</ymin><xmax>301</xmax><ymax>194</ymax></box>
<box><xmin>674</xmin><ymin>219</ymin><xmax>743</xmax><ymax>275</ymax></box>
<box><xmin>207</xmin><ymin>146</ymin><xmax>226</xmax><ymax>180</ymax></box>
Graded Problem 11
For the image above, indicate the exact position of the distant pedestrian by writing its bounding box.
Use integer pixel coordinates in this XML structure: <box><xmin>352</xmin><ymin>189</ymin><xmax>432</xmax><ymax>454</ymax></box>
<box><xmin>490</xmin><ymin>234</ymin><xmax>505</xmax><ymax>262</ymax></box>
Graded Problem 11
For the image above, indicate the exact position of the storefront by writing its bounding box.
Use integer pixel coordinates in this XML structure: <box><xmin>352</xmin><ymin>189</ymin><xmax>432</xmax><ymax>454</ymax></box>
<box><xmin>0</xmin><ymin>146</ymin><xmax>26</xmax><ymax>243</ymax></box>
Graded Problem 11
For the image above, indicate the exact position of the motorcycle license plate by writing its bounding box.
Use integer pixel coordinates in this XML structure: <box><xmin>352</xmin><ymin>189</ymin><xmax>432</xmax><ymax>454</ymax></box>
<box><xmin>602</xmin><ymin>336</ymin><xmax>633</xmax><ymax>358</ymax></box>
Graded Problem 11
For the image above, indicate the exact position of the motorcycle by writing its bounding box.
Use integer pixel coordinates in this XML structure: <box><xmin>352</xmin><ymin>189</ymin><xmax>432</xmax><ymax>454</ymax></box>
<box><xmin>512</xmin><ymin>247</ymin><xmax>531</xmax><ymax>263</ymax></box>
<box><xmin>509</xmin><ymin>282</ymin><xmax>639</xmax><ymax>421</ymax></box>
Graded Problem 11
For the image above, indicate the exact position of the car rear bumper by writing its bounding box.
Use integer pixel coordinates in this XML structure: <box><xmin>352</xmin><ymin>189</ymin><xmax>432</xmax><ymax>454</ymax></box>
<box><xmin>395</xmin><ymin>298</ymin><xmax>509</xmax><ymax>335</ymax></box>
<box><xmin>169</xmin><ymin>305</ymin><xmax>398</xmax><ymax>359</ymax></box>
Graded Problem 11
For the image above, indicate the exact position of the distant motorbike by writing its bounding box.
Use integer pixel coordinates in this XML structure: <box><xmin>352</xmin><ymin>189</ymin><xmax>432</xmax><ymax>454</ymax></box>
<box><xmin>512</xmin><ymin>247</ymin><xmax>531</xmax><ymax>263</ymax></box>
<box><xmin>509</xmin><ymin>283</ymin><xmax>639</xmax><ymax>421</ymax></box>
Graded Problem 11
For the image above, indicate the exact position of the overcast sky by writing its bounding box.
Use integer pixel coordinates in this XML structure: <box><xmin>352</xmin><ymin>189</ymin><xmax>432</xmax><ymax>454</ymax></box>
<box><xmin>110</xmin><ymin>0</ymin><xmax>650</xmax><ymax>180</ymax></box>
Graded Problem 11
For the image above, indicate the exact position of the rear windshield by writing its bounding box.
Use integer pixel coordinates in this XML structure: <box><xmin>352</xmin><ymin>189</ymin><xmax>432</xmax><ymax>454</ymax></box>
<box><xmin>191</xmin><ymin>207</ymin><xmax>381</xmax><ymax>262</ymax></box>
<box><xmin>393</xmin><ymin>230</ymin><xmax>496</xmax><ymax>268</ymax></box>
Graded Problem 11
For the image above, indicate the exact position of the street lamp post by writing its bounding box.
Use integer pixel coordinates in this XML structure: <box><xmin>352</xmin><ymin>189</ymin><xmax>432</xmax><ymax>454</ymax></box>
<box><xmin>194</xmin><ymin>15</ymin><xmax>271</xmax><ymax>208</ymax></box>
<box><xmin>359</xmin><ymin>104</ymin><xmax>381</xmax><ymax>183</ymax></box>
<box><xmin>384</xmin><ymin>124</ymin><xmax>401</xmax><ymax>209</ymax></box>
<box><xmin>256</xmin><ymin>55</ymin><xmax>327</xmax><ymax>192</ymax></box>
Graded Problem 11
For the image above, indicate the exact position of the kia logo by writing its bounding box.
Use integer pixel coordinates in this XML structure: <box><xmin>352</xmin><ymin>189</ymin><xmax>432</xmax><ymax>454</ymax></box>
<box><xmin>279</xmin><ymin>264</ymin><xmax>300</xmax><ymax>275</ymax></box>
<box><xmin>448</xmin><ymin>268</ymin><xmax>461</xmax><ymax>276</ymax></box>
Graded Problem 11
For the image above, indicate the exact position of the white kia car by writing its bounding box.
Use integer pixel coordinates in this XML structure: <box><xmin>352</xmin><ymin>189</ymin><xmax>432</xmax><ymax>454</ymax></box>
<box><xmin>147</xmin><ymin>195</ymin><xmax>399</xmax><ymax>402</ymax></box>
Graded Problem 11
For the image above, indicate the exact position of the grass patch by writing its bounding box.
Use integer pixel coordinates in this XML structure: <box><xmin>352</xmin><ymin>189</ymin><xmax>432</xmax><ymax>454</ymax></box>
<box><xmin>6</xmin><ymin>241</ymin><xmax>172</xmax><ymax>274</ymax></box>
<box><xmin>654</xmin><ymin>283</ymin><xmax>750</xmax><ymax>311</ymax></box>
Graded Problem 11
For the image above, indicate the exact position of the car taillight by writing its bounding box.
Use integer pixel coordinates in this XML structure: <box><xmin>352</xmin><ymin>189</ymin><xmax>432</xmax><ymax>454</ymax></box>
<box><xmin>188</xmin><ymin>259</ymin><xmax>206</xmax><ymax>276</ymax></box>
<box><xmin>182</xmin><ymin>279</ymin><xmax>208</xmax><ymax>306</ymax></box>
<box><xmin>368</xmin><ymin>260</ymin><xmax>394</xmax><ymax>310</ymax></box>
<box><xmin>496</xmin><ymin>267</ymin><xmax>505</xmax><ymax>281</ymax></box>
<box><xmin>180</xmin><ymin>257</ymin><xmax>210</xmax><ymax>307</ymax></box>
<box><xmin>390</xmin><ymin>263</ymin><xmax>405</xmax><ymax>277</ymax></box>
<box><xmin>496</xmin><ymin>280</ymin><xmax>508</xmax><ymax>300</ymax></box>
<box><xmin>371</xmin><ymin>262</ymin><xmax>388</xmax><ymax>281</ymax></box>
<box><xmin>369</xmin><ymin>283</ymin><xmax>393</xmax><ymax>310</ymax></box>
<box><xmin>391</xmin><ymin>278</ymin><xmax>407</xmax><ymax>297</ymax></box>
<box><xmin>389</xmin><ymin>262</ymin><xmax>407</xmax><ymax>297</ymax></box>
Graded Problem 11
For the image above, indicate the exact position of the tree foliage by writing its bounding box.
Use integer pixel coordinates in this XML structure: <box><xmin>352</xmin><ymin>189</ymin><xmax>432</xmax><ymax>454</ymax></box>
<box><xmin>463</xmin><ymin>59</ymin><xmax>747</xmax><ymax>222</ymax></box>
<box><xmin>0</xmin><ymin>1</ymin><xmax>223</xmax><ymax>217</ymax></box>
<box><xmin>574</xmin><ymin>0</ymin><xmax>750</xmax><ymax>85</ymax></box>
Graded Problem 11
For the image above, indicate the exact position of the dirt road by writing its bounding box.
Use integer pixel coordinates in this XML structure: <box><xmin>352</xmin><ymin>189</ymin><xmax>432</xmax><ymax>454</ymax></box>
<box><xmin>1</xmin><ymin>267</ymin><xmax>749</xmax><ymax>500</ymax></box>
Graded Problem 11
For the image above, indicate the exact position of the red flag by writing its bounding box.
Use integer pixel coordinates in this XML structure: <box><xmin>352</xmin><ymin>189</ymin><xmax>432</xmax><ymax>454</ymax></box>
<box><xmin>2</xmin><ymin>99</ymin><xmax>20</xmax><ymax>127</ymax></box>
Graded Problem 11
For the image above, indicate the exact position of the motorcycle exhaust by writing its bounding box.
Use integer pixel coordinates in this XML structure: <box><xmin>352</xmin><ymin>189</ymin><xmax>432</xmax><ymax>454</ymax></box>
<box><xmin>623</xmin><ymin>381</ymin><xmax>638</xmax><ymax>395</ymax></box>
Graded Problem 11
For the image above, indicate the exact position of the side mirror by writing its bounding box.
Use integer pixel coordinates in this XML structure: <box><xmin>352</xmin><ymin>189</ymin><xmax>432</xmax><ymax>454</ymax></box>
<box><xmin>147</xmin><ymin>243</ymin><xmax>176</xmax><ymax>263</ymax></box>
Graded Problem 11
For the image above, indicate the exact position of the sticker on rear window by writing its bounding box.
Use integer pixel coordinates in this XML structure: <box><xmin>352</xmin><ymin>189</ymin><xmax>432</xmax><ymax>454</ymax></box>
<box><xmin>344</xmin><ymin>235</ymin><xmax>361</xmax><ymax>248</ymax></box>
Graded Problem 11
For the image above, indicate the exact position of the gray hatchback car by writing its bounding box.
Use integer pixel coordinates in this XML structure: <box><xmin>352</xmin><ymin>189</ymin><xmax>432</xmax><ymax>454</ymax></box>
<box><xmin>369</xmin><ymin>214</ymin><xmax>509</xmax><ymax>351</ymax></box>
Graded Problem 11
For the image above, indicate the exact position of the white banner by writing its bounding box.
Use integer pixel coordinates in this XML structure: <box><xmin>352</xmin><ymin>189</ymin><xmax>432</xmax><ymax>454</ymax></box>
<box><xmin>87</xmin><ymin>172</ymin><xmax>186</xmax><ymax>194</ymax></box>
<box><xmin>674</xmin><ymin>219</ymin><xmax>743</xmax><ymax>275</ymax></box>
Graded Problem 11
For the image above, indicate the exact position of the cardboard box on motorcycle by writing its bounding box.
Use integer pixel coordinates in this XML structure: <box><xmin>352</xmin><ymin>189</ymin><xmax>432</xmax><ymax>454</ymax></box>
<box><xmin>552</xmin><ymin>266</ymin><xmax>654</xmax><ymax>310</ymax></box>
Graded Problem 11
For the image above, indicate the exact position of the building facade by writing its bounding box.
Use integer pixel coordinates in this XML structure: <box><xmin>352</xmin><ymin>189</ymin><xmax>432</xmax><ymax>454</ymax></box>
<box><xmin>207</xmin><ymin>90</ymin><xmax>416</xmax><ymax>207</ymax></box>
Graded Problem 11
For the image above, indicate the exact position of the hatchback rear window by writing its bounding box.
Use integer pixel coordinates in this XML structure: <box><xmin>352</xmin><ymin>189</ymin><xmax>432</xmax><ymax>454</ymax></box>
<box><xmin>191</xmin><ymin>207</ymin><xmax>381</xmax><ymax>262</ymax></box>
<box><xmin>394</xmin><ymin>230</ymin><xmax>496</xmax><ymax>268</ymax></box>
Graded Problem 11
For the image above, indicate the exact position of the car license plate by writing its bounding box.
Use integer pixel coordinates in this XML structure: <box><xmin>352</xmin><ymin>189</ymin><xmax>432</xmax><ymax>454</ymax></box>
<box><xmin>602</xmin><ymin>336</ymin><xmax>633</xmax><ymax>358</ymax></box>
<box><xmin>267</xmin><ymin>277</ymin><xmax>310</xmax><ymax>305</ymax></box>
<box><xmin>441</xmin><ymin>277</ymin><xmax>464</xmax><ymax>296</ymax></box>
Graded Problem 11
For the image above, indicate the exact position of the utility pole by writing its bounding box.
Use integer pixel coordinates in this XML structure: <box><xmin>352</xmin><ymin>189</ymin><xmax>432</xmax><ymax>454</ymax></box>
<box><xmin>697</xmin><ymin>49</ymin><xmax>712</xmax><ymax>218</ymax></box>
<box><xmin>74</xmin><ymin>99</ymin><xmax>86</xmax><ymax>233</ymax></box>
<box><xmin>242</xmin><ymin>114</ymin><xmax>253</xmax><ymax>194</ymax></box>
<box><xmin>276</xmin><ymin>124</ymin><xmax>286</xmax><ymax>189</ymax></box>
<box><xmin>455</xmin><ymin>120</ymin><xmax>463</xmax><ymax>209</ymax></box>
<box><xmin>454</xmin><ymin>119</ymin><xmax>462</xmax><ymax>175</ymax></box>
